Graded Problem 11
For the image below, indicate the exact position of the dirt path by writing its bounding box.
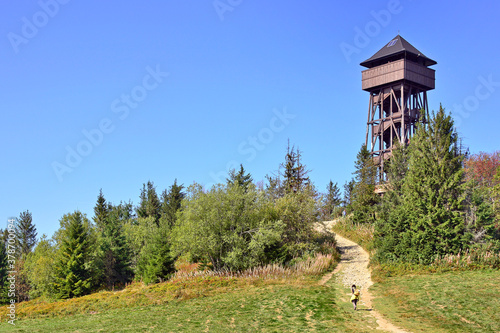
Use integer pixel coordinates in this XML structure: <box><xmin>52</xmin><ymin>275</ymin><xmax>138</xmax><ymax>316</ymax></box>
<box><xmin>316</xmin><ymin>221</ymin><xmax>410</xmax><ymax>333</ymax></box>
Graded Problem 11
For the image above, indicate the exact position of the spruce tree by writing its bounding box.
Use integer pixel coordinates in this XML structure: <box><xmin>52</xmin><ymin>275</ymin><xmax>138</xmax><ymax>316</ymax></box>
<box><xmin>160</xmin><ymin>180</ymin><xmax>185</xmax><ymax>230</ymax></box>
<box><xmin>100</xmin><ymin>208</ymin><xmax>133</xmax><ymax>289</ymax></box>
<box><xmin>139</xmin><ymin>223</ymin><xmax>175</xmax><ymax>285</ymax></box>
<box><xmin>375</xmin><ymin>106</ymin><xmax>468</xmax><ymax>263</ymax></box>
<box><xmin>137</xmin><ymin>181</ymin><xmax>161</xmax><ymax>225</ymax></box>
<box><xmin>351</xmin><ymin>145</ymin><xmax>379</xmax><ymax>223</ymax></box>
<box><xmin>281</xmin><ymin>142</ymin><xmax>310</xmax><ymax>194</ymax></box>
<box><xmin>93</xmin><ymin>189</ymin><xmax>109</xmax><ymax>231</ymax></box>
<box><xmin>227</xmin><ymin>165</ymin><xmax>253</xmax><ymax>191</ymax></box>
<box><xmin>53</xmin><ymin>211</ymin><xmax>92</xmax><ymax>299</ymax></box>
<box><xmin>15</xmin><ymin>210</ymin><xmax>37</xmax><ymax>257</ymax></box>
<box><xmin>343</xmin><ymin>179</ymin><xmax>355</xmax><ymax>211</ymax></box>
<box><xmin>322</xmin><ymin>181</ymin><xmax>342</xmax><ymax>219</ymax></box>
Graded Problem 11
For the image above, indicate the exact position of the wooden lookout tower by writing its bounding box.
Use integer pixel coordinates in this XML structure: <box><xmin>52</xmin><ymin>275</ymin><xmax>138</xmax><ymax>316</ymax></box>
<box><xmin>361</xmin><ymin>35</ymin><xmax>436</xmax><ymax>182</ymax></box>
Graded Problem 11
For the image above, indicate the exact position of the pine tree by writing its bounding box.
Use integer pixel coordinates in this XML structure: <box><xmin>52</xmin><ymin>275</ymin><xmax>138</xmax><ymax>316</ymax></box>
<box><xmin>137</xmin><ymin>181</ymin><xmax>161</xmax><ymax>225</ymax></box>
<box><xmin>160</xmin><ymin>180</ymin><xmax>185</xmax><ymax>230</ymax></box>
<box><xmin>139</xmin><ymin>223</ymin><xmax>175</xmax><ymax>285</ymax></box>
<box><xmin>343</xmin><ymin>179</ymin><xmax>355</xmax><ymax>211</ymax></box>
<box><xmin>227</xmin><ymin>165</ymin><xmax>253</xmax><ymax>191</ymax></box>
<box><xmin>281</xmin><ymin>142</ymin><xmax>311</xmax><ymax>194</ymax></box>
<box><xmin>53</xmin><ymin>211</ymin><xmax>92</xmax><ymax>299</ymax></box>
<box><xmin>351</xmin><ymin>145</ymin><xmax>379</xmax><ymax>223</ymax></box>
<box><xmin>93</xmin><ymin>191</ymin><xmax>133</xmax><ymax>289</ymax></box>
<box><xmin>322</xmin><ymin>181</ymin><xmax>342</xmax><ymax>219</ymax></box>
<box><xmin>15</xmin><ymin>210</ymin><xmax>37</xmax><ymax>257</ymax></box>
<box><xmin>100</xmin><ymin>208</ymin><xmax>133</xmax><ymax>289</ymax></box>
<box><xmin>93</xmin><ymin>189</ymin><xmax>109</xmax><ymax>231</ymax></box>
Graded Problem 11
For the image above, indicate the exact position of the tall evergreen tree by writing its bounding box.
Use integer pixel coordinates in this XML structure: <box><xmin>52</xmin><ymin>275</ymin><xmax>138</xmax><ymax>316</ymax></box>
<box><xmin>160</xmin><ymin>180</ymin><xmax>185</xmax><ymax>230</ymax></box>
<box><xmin>227</xmin><ymin>165</ymin><xmax>253</xmax><ymax>191</ymax></box>
<box><xmin>322</xmin><ymin>181</ymin><xmax>342</xmax><ymax>219</ymax></box>
<box><xmin>138</xmin><ymin>222</ymin><xmax>175</xmax><ymax>285</ymax></box>
<box><xmin>343</xmin><ymin>179</ymin><xmax>355</xmax><ymax>211</ymax></box>
<box><xmin>93</xmin><ymin>189</ymin><xmax>109</xmax><ymax>231</ymax></box>
<box><xmin>351</xmin><ymin>145</ymin><xmax>379</xmax><ymax>223</ymax></box>
<box><xmin>15</xmin><ymin>210</ymin><xmax>37</xmax><ymax>257</ymax></box>
<box><xmin>100</xmin><ymin>208</ymin><xmax>133</xmax><ymax>289</ymax></box>
<box><xmin>375</xmin><ymin>106</ymin><xmax>468</xmax><ymax>263</ymax></box>
<box><xmin>137</xmin><ymin>181</ymin><xmax>161</xmax><ymax>225</ymax></box>
<box><xmin>53</xmin><ymin>211</ymin><xmax>92</xmax><ymax>299</ymax></box>
<box><xmin>281</xmin><ymin>142</ymin><xmax>311</xmax><ymax>194</ymax></box>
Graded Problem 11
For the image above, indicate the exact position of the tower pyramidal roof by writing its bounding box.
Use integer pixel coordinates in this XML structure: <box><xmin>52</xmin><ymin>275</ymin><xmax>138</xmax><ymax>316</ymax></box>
<box><xmin>360</xmin><ymin>35</ymin><xmax>437</xmax><ymax>68</ymax></box>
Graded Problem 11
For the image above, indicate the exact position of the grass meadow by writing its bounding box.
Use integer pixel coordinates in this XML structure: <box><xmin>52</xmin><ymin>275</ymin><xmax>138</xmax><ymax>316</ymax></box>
<box><xmin>333</xmin><ymin>218</ymin><xmax>500</xmax><ymax>333</ymax></box>
<box><xmin>0</xmin><ymin>252</ymin><xmax>382</xmax><ymax>332</ymax></box>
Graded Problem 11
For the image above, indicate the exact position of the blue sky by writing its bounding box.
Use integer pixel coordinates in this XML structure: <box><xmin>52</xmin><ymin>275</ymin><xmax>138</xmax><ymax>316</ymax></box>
<box><xmin>2</xmin><ymin>0</ymin><xmax>500</xmax><ymax>239</ymax></box>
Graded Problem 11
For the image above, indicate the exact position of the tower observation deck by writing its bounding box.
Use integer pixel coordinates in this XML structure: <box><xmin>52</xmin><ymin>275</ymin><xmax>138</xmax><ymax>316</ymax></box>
<box><xmin>361</xmin><ymin>35</ymin><xmax>436</xmax><ymax>181</ymax></box>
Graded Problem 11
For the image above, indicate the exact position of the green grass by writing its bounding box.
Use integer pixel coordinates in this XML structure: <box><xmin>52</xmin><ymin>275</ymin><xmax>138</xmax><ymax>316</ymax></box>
<box><xmin>332</xmin><ymin>218</ymin><xmax>500</xmax><ymax>332</ymax></box>
<box><xmin>371</xmin><ymin>269</ymin><xmax>500</xmax><ymax>333</ymax></box>
<box><xmin>0</xmin><ymin>274</ymin><xmax>380</xmax><ymax>332</ymax></box>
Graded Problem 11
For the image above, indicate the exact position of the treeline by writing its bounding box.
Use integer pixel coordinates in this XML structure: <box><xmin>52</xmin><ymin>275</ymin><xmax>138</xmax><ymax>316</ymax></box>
<box><xmin>345</xmin><ymin>106</ymin><xmax>500</xmax><ymax>264</ymax></box>
<box><xmin>0</xmin><ymin>144</ymin><xmax>344</xmax><ymax>302</ymax></box>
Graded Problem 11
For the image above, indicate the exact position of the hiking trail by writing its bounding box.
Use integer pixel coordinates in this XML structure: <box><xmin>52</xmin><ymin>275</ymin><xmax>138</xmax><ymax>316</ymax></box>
<box><xmin>316</xmin><ymin>220</ymin><xmax>410</xmax><ymax>333</ymax></box>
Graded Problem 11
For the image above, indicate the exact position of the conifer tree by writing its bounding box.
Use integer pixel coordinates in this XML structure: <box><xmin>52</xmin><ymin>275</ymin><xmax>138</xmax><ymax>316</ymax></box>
<box><xmin>138</xmin><ymin>222</ymin><xmax>175</xmax><ymax>285</ymax></box>
<box><xmin>351</xmin><ymin>145</ymin><xmax>379</xmax><ymax>223</ymax></box>
<box><xmin>343</xmin><ymin>179</ymin><xmax>355</xmax><ymax>211</ymax></box>
<box><xmin>160</xmin><ymin>180</ymin><xmax>185</xmax><ymax>230</ymax></box>
<box><xmin>322</xmin><ymin>181</ymin><xmax>342</xmax><ymax>219</ymax></box>
<box><xmin>15</xmin><ymin>210</ymin><xmax>37</xmax><ymax>257</ymax></box>
<box><xmin>227</xmin><ymin>164</ymin><xmax>253</xmax><ymax>191</ymax></box>
<box><xmin>281</xmin><ymin>142</ymin><xmax>311</xmax><ymax>194</ymax></box>
<box><xmin>93</xmin><ymin>189</ymin><xmax>109</xmax><ymax>231</ymax></box>
<box><xmin>375</xmin><ymin>106</ymin><xmax>468</xmax><ymax>263</ymax></box>
<box><xmin>137</xmin><ymin>181</ymin><xmax>161</xmax><ymax>225</ymax></box>
<box><xmin>100</xmin><ymin>208</ymin><xmax>133</xmax><ymax>288</ymax></box>
<box><xmin>53</xmin><ymin>211</ymin><xmax>92</xmax><ymax>299</ymax></box>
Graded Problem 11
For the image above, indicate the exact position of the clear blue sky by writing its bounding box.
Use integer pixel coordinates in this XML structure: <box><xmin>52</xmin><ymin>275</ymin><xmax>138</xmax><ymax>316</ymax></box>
<box><xmin>2</xmin><ymin>0</ymin><xmax>500</xmax><ymax>239</ymax></box>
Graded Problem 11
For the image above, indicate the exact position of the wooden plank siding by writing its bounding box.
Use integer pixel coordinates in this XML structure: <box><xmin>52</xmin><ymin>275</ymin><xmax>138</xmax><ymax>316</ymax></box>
<box><xmin>361</xmin><ymin>59</ymin><xmax>435</xmax><ymax>91</ymax></box>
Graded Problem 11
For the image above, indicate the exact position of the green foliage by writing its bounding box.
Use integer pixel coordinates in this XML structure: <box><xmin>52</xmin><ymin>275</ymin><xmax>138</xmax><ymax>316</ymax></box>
<box><xmin>53</xmin><ymin>211</ymin><xmax>93</xmax><ymax>299</ymax></box>
<box><xmin>138</xmin><ymin>224</ymin><xmax>175</xmax><ymax>285</ymax></box>
<box><xmin>93</xmin><ymin>189</ymin><xmax>109</xmax><ymax>231</ymax></box>
<box><xmin>24</xmin><ymin>235</ymin><xmax>57</xmax><ymax>299</ymax></box>
<box><xmin>274</xmin><ymin>187</ymin><xmax>320</xmax><ymax>258</ymax></box>
<box><xmin>343</xmin><ymin>179</ymin><xmax>355</xmax><ymax>211</ymax></box>
<box><xmin>0</xmin><ymin>240</ymin><xmax>8</xmax><ymax>304</ymax></box>
<box><xmin>15</xmin><ymin>210</ymin><xmax>37</xmax><ymax>258</ymax></box>
<box><xmin>159</xmin><ymin>179</ymin><xmax>185</xmax><ymax>230</ymax></box>
<box><xmin>99</xmin><ymin>209</ymin><xmax>133</xmax><ymax>288</ymax></box>
<box><xmin>493</xmin><ymin>166</ymin><xmax>500</xmax><ymax>222</ymax></box>
<box><xmin>171</xmin><ymin>183</ymin><xmax>284</xmax><ymax>271</ymax></box>
<box><xmin>463</xmin><ymin>182</ymin><xmax>499</xmax><ymax>248</ymax></box>
<box><xmin>351</xmin><ymin>145</ymin><xmax>379</xmax><ymax>223</ymax></box>
<box><xmin>375</xmin><ymin>106</ymin><xmax>468</xmax><ymax>263</ymax></box>
<box><xmin>281</xmin><ymin>142</ymin><xmax>311</xmax><ymax>194</ymax></box>
<box><xmin>227</xmin><ymin>164</ymin><xmax>253</xmax><ymax>191</ymax></box>
<box><xmin>125</xmin><ymin>215</ymin><xmax>175</xmax><ymax>285</ymax></box>
<box><xmin>137</xmin><ymin>181</ymin><xmax>161</xmax><ymax>225</ymax></box>
<box><xmin>320</xmin><ymin>180</ymin><xmax>342</xmax><ymax>220</ymax></box>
